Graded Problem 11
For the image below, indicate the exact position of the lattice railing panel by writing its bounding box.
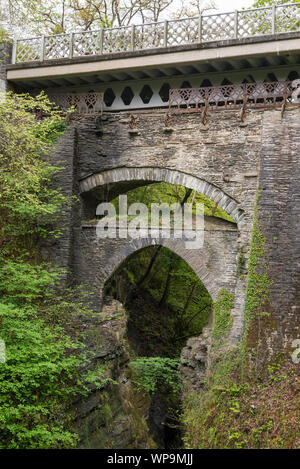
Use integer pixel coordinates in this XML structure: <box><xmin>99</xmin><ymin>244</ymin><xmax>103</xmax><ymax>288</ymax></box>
<box><xmin>238</xmin><ymin>8</ymin><xmax>273</xmax><ymax>37</ymax></box>
<box><xmin>49</xmin><ymin>92</ymin><xmax>103</xmax><ymax>114</ymax></box>
<box><xmin>169</xmin><ymin>81</ymin><xmax>296</xmax><ymax>113</ymax></box>
<box><xmin>167</xmin><ymin>18</ymin><xmax>199</xmax><ymax>46</ymax></box>
<box><xmin>103</xmin><ymin>27</ymin><xmax>132</xmax><ymax>53</ymax></box>
<box><xmin>44</xmin><ymin>34</ymin><xmax>70</xmax><ymax>60</ymax></box>
<box><xmin>276</xmin><ymin>3</ymin><xmax>300</xmax><ymax>33</ymax></box>
<box><xmin>15</xmin><ymin>38</ymin><xmax>41</xmax><ymax>62</ymax></box>
<box><xmin>134</xmin><ymin>22</ymin><xmax>165</xmax><ymax>49</ymax></box>
<box><xmin>73</xmin><ymin>30</ymin><xmax>102</xmax><ymax>57</ymax></box>
<box><xmin>201</xmin><ymin>12</ymin><xmax>236</xmax><ymax>42</ymax></box>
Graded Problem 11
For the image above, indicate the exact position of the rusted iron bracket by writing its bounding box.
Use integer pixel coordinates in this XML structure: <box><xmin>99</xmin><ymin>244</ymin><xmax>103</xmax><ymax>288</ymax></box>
<box><xmin>128</xmin><ymin>114</ymin><xmax>140</xmax><ymax>136</ymax></box>
<box><xmin>128</xmin><ymin>114</ymin><xmax>138</xmax><ymax>129</ymax></box>
<box><xmin>201</xmin><ymin>101</ymin><xmax>209</xmax><ymax>126</ymax></box>
<box><xmin>164</xmin><ymin>113</ymin><xmax>174</xmax><ymax>133</ymax></box>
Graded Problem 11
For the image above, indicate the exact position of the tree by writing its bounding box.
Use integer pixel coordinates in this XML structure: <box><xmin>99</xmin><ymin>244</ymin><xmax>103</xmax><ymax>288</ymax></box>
<box><xmin>173</xmin><ymin>0</ymin><xmax>217</xmax><ymax>19</ymax></box>
<box><xmin>252</xmin><ymin>0</ymin><xmax>299</xmax><ymax>6</ymax></box>
<box><xmin>3</xmin><ymin>0</ymin><xmax>217</xmax><ymax>35</ymax></box>
<box><xmin>0</xmin><ymin>92</ymin><xmax>107</xmax><ymax>449</ymax></box>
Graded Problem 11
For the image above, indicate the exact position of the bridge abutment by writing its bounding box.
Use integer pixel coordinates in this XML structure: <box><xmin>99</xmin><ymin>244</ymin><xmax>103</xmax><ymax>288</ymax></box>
<box><xmin>0</xmin><ymin>41</ymin><xmax>12</xmax><ymax>94</ymax></box>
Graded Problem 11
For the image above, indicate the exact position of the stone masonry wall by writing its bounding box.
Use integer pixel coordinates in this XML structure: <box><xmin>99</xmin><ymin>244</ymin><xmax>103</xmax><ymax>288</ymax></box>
<box><xmin>247</xmin><ymin>106</ymin><xmax>300</xmax><ymax>362</ymax></box>
<box><xmin>0</xmin><ymin>41</ymin><xmax>12</xmax><ymax>93</ymax></box>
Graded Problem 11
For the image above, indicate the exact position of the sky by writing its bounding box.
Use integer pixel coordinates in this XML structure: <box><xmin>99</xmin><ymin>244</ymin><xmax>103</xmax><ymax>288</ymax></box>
<box><xmin>217</xmin><ymin>0</ymin><xmax>255</xmax><ymax>12</ymax></box>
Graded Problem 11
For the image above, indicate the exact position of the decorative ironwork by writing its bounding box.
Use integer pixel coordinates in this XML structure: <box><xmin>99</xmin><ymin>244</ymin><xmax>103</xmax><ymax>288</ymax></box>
<box><xmin>13</xmin><ymin>3</ymin><xmax>300</xmax><ymax>63</ymax></box>
<box><xmin>73</xmin><ymin>30</ymin><xmax>102</xmax><ymax>57</ymax></box>
<box><xmin>168</xmin><ymin>81</ymin><xmax>299</xmax><ymax>114</ymax></box>
<box><xmin>49</xmin><ymin>92</ymin><xmax>103</xmax><ymax>114</ymax></box>
<box><xmin>167</xmin><ymin>17</ymin><xmax>199</xmax><ymax>45</ymax></box>
<box><xmin>103</xmin><ymin>27</ymin><xmax>132</xmax><ymax>54</ymax></box>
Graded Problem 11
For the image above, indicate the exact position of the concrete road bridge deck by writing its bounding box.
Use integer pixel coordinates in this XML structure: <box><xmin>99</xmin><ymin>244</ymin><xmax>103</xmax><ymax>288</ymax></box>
<box><xmin>4</xmin><ymin>3</ymin><xmax>300</xmax><ymax>111</ymax></box>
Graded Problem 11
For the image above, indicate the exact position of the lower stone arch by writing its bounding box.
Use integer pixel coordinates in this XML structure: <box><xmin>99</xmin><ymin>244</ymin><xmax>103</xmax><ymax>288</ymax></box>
<box><xmin>101</xmin><ymin>237</ymin><xmax>219</xmax><ymax>301</ymax></box>
<box><xmin>79</xmin><ymin>167</ymin><xmax>245</xmax><ymax>225</ymax></box>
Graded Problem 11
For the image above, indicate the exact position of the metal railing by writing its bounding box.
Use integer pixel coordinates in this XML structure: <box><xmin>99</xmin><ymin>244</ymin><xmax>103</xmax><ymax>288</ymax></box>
<box><xmin>12</xmin><ymin>3</ymin><xmax>300</xmax><ymax>64</ymax></box>
<box><xmin>168</xmin><ymin>81</ymin><xmax>300</xmax><ymax>113</ymax></box>
<box><xmin>49</xmin><ymin>92</ymin><xmax>103</xmax><ymax>114</ymax></box>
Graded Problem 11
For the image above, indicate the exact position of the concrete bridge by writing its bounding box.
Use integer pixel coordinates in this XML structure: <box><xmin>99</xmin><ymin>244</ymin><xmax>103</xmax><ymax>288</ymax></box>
<box><xmin>3</xmin><ymin>3</ymin><xmax>300</xmax><ymax>111</ymax></box>
<box><xmin>1</xmin><ymin>5</ymin><xmax>300</xmax><ymax>357</ymax></box>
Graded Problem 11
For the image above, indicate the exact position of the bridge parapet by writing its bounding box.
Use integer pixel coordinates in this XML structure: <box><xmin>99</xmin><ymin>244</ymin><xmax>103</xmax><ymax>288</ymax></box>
<box><xmin>12</xmin><ymin>3</ymin><xmax>300</xmax><ymax>64</ymax></box>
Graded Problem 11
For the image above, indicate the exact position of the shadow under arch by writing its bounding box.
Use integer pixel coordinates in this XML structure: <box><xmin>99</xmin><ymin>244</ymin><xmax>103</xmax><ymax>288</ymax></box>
<box><xmin>102</xmin><ymin>242</ymin><xmax>213</xmax><ymax>449</ymax></box>
<box><xmin>79</xmin><ymin>167</ymin><xmax>245</xmax><ymax>226</ymax></box>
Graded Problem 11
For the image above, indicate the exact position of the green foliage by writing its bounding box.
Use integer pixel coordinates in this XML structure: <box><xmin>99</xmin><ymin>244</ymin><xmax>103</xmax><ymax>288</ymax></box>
<box><xmin>0</xmin><ymin>265</ymin><xmax>108</xmax><ymax>448</ymax></box>
<box><xmin>0</xmin><ymin>92</ymin><xmax>100</xmax><ymax>448</ymax></box>
<box><xmin>110</xmin><ymin>182</ymin><xmax>235</xmax><ymax>223</ymax></box>
<box><xmin>212</xmin><ymin>289</ymin><xmax>234</xmax><ymax>344</ymax></box>
<box><xmin>252</xmin><ymin>0</ymin><xmax>299</xmax><ymax>7</ymax></box>
<box><xmin>0</xmin><ymin>92</ymin><xmax>68</xmax><ymax>256</ymax></box>
<box><xmin>182</xmin><ymin>357</ymin><xmax>299</xmax><ymax>449</ymax></box>
<box><xmin>0</xmin><ymin>302</ymin><xmax>80</xmax><ymax>449</ymax></box>
<box><xmin>130</xmin><ymin>357</ymin><xmax>180</xmax><ymax>395</ymax></box>
<box><xmin>0</xmin><ymin>261</ymin><xmax>60</xmax><ymax>305</ymax></box>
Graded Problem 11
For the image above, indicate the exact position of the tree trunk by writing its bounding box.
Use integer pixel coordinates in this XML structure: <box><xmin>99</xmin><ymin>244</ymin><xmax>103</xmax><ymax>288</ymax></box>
<box><xmin>159</xmin><ymin>264</ymin><xmax>173</xmax><ymax>308</ymax></box>
<box><xmin>182</xmin><ymin>281</ymin><xmax>197</xmax><ymax>315</ymax></box>
<box><xmin>137</xmin><ymin>245</ymin><xmax>162</xmax><ymax>287</ymax></box>
<box><xmin>180</xmin><ymin>188</ymin><xmax>193</xmax><ymax>207</ymax></box>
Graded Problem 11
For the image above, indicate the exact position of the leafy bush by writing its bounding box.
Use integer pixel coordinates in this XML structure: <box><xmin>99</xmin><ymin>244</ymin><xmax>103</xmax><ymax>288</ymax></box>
<box><xmin>130</xmin><ymin>357</ymin><xmax>180</xmax><ymax>395</ymax></box>
<box><xmin>0</xmin><ymin>92</ymin><xmax>67</xmax><ymax>257</ymax></box>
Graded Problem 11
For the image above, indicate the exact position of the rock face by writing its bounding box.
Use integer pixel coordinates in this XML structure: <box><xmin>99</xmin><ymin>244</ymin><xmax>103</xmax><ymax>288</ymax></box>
<box><xmin>180</xmin><ymin>327</ymin><xmax>211</xmax><ymax>394</ymax></box>
<box><xmin>75</xmin><ymin>299</ymin><xmax>156</xmax><ymax>449</ymax></box>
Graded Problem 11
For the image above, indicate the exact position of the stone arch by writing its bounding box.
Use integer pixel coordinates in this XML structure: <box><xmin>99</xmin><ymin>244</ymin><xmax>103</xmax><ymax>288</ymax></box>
<box><xmin>79</xmin><ymin>167</ymin><xmax>245</xmax><ymax>225</ymax></box>
<box><xmin>102</xmin><ymin>237</ymin><xmax>219</xmax><ymax>301</ymax></box>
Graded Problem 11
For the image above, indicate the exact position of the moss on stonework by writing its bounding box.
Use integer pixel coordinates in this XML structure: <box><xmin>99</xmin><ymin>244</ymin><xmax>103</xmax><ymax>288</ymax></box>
<box><xmin>181</xmin><ymin>186</ymin><xmax>300</xmax><ymax>450</ymax></box>
<box><xmin>212</xmin><ymin>288</ymin><xmax>234</xmax><ymax>346</ymax></box>
<box><xmin>243</xmin><ymin>194</ymin><xmax>273</xmax><ymax>348</ymax></box>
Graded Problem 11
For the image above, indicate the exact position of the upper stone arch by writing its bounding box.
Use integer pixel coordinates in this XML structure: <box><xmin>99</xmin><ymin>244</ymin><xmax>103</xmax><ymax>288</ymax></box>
<box><xmin>79</xmin><ymin>167</ymin><xmax>245</xmax><ymax>224</ymax></box>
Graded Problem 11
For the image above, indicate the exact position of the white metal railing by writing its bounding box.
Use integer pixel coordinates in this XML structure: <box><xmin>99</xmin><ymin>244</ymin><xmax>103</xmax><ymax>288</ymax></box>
<box><xmin>12</xmin><ymin>3</ymin><xmax>300</xmax><ymax>64</ymax></box>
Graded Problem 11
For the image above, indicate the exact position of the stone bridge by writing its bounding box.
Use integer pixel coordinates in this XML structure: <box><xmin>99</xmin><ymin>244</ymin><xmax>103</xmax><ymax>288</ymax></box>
<box><xmin>46</xmin><ymin>105</ymin><xmax>300</xmax><ymax>349</ymax></box>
